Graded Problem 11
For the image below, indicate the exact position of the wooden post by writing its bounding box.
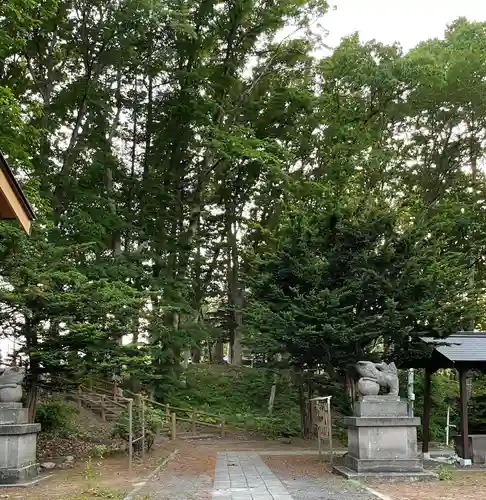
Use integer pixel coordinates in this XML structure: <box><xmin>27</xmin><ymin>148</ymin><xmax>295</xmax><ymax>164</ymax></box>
<box><xmin>328</xmin><ymin>398</ymin><xmax>333</xmax><ymax>467</ymax></box>
<box><xmin>165</xmin><ymin>403</ymin><xmax>170</xmax><ymax>423</ymax></box>
<box><xmin>459</xmin><ymin>367</ymin><xmax>470</xmax><ymax>461</ymax></box>
<box><xmin>114</xmin><ymin>381</ymin><xmax>118</xmax><ymax>402</ymax></box>
<box><xmin>422</xmin><ymin>368</ymin><xmax>431</xmax><ymax>455</ymax></box>
<box><xmin>220</xmin><ymin>418</ymin><xmax>226</xmax><ymax>438</ymax></box>
<box><xmin>100</xmin><ymin>395</ymin><xmax>106</xmax><ymax>422</ymax></box>
<box><xmin>171</xmin><ymin>412</ymin><xmax>177</xmax><ymax>440</ymax></box>
<box><xmin>77</xmin><ymin>386</ymin><xmax>82</xmax><ymax>410</ymax></box>
<box><xmin>128</xmin><ymin>399</ymin><xmax>133</xmax><ymax>473</ymax></box>
<box><xmin>192</xmin><ymin>410</ymin><xmax>196</xmax><ymax>436</ymax></box>
<box><xmin>141</xmin><ymin>398</ymin><xmax>145</xmax><ymax>458</ymax></box>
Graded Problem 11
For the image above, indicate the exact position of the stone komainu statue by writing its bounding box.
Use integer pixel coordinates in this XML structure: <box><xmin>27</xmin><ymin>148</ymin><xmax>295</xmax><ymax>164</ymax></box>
<box><xmin>355</xmin><ymin>361</ymin><xmax>399</xmax><ymax>397</ymax></box>
<box><xmin>0</xmin><ymin>366</ymin><xmax>25</xmax><ymax>403</ymax></box>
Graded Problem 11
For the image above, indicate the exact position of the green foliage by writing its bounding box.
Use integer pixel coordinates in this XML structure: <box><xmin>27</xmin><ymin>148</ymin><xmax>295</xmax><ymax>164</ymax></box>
<box><xmin>111</xmin><ymin>404</ymin><xmax>165</xmax><ymax>449</ymax></box>
<box><xmin>169</xmin><ymin>364</ymin><xmax>301</xmax><ymax>437</ymax></box>
<box><xmin>171</xmin><ymin>364</ymin><xmax>298</xmax><ymax>416</ymax></box>
<box><xmin>402</xmin><ymin>370</ymin><xmax>459</xmax><ymax>443</ymax></box>
<box><xmin>245</xmin><ymin>196</ymin><xmax>475</xmax><ymax>372</ymax></box>
<box><xmin>36</xmin><ymin>400</ymin><xmax>79</xmax><ymax>437</ymax></box>
<box><xmin>437</xmin><ymin>465</ymin><xmax>453</xmax><ymax>481</ymax></box>
<box><xmin>252</xmin><ymin>414</ymin><xmax>301</xmax><ymax>439</ymax></box>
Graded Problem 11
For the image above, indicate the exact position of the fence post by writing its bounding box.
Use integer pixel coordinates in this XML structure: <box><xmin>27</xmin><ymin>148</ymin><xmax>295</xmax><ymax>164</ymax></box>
<box><xmin>100</xmin><ymin>395</ymin><xmax>106</xmax><ymax>422</ymax></box>
<box><xmin>171</xmin><ymin>412</ymin><xmax>177</xmax><ymax>440</ymax></box>
<box><xmin>165</xmin><ymin>403</ymin><xmax>170</xmax><ymax>423</ymax></box>
<box><xmin>77</xmin><ymin>386</ymin><xmax>82</xmax><ymax>410</ymax></box>
<box><xmin>128</xmin><ymin>399</ymin><xmax>133</xmax><ymax>473</ymax></box>
<box><xmin>192</xmin><ymin>410</ymin><xmax>196</xmax><ymax>436</ymax></box>
<box><xmin>220</xmin><ymin>417</ymin><xmax>226</xmax><ymax>438</ymax></box>
<box><xmin>141</xmin><ymin>398</ymin><xmax>145</xmax><ymax>458</ymax></box>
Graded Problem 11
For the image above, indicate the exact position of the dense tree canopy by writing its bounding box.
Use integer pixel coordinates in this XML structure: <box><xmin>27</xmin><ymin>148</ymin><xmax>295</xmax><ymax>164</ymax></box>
<box><xmin>1</xmin><ymin>1</ymin><xmax>486</xmax><ymax>408</ymax></box>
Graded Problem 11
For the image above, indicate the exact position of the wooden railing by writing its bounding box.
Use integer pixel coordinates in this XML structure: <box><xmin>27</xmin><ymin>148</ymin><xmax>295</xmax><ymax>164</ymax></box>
<box><xmin>45</xmin><ymin>375</ymin><xmax>227</xmax><ymax>440</ymax></box>
<box><xmin>117</xmin><ymin>386</ymin><xmax>226</xmax><ymax>440</ymax></box>
<box><xmin>76</xmin><ymin>384</ymin><xmax>130</xmax><ymax>421</ymax></box>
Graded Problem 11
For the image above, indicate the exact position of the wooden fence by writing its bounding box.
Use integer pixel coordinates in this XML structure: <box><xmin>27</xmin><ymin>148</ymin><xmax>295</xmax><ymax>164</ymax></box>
<box><xmin>43</xmin><ymin>375</ymin><xmax>227</xmax><ymax>472</ymax></box>
<box><xmin>119</xmin><ymin>387</ymin><xmax>226</xmax><ymax>440</ymax></box>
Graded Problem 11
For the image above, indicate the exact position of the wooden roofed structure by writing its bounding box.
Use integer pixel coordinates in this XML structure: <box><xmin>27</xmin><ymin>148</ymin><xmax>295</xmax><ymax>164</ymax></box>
<box><xmin>405</xmin><ymin>332</ymin><xmax>486</xmax><ymax>463</ymax></box>
<box><xmin>0</xmin><ymin>152</ymin><xmax>34</xmax><ymax>234</ymax></box>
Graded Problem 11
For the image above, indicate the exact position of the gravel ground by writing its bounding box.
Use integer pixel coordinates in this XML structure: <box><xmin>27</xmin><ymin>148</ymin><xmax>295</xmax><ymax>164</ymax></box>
<box><xmin>281</xmin><ymin>476</ymin><xmax>377</xmax><ymax>500</ymax></box>
<box><xmin>136</xmin><ymin>442</ymin><xmax>214</xmax><ymax>500</ymax></box>
<box><xmin>263</xmin><ymin>455</ymin><xmax>376</xmax><ymax>500</ymax></box>
<box><xmin>371</xmin><ymin>471</ymin><xmax>486</xmax><ymax>500</ymax></box>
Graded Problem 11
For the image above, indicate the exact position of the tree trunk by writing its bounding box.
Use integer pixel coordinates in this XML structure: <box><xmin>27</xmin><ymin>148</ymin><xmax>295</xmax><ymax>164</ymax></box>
<box><xmin>226</xmin><ymin>205</ymin><xmax>243</xmax><ymax>365</ymax></box>
<box><xmin>24</xmin><ymin>322</ymin><xmax>40</xmax><ymax>423</ymax></box>
<box><xmin>212</xmin><ymin>342</ymin><xmax>224</xmax><ymax>363</ymax></box>
<box><xmin>191</xmin><ymin>346</ymin><xmax>201</xmax><ymax>363</ymax></box>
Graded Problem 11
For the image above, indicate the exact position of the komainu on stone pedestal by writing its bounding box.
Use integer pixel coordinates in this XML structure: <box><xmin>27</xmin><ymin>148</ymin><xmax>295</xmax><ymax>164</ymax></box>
<box><xmin>332</xmin><ymin>359</ymin><xmax>433</xmax><ymax>480</ymax></box>
<box><xmin>355</xmin><ymin>361</ymin><xmax>399</xmax><ymax>396</ymax></box>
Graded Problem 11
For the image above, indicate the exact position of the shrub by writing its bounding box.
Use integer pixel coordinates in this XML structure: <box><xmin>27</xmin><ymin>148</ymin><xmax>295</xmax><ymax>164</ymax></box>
<box><xmin>253</xmin><ymin>414</ymin><xmax>301</xmax><ymax>439</ymax></box>
<box><xmin>111</xmin><ymin>404</ymin><xmax>166</xmax><ymax>452</ymax></box>
<box><xmin>36</xmin><ymin>400</ymin><xmax>79</xmax><ymax>437</ymax></box>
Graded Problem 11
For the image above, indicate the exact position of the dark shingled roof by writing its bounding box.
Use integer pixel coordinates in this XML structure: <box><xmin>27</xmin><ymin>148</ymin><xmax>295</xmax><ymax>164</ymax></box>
<box><xmin>421</xmin><ymin>332</ymin><xmax>486</xmax><ymax>363</ymax></box>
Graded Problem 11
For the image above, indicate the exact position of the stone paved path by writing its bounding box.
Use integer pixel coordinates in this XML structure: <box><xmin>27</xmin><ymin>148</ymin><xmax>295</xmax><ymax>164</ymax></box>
<box><xmin>213</xmin><ymin>451</ymin><xmax>293</xmax><ymax>500</ymax></box>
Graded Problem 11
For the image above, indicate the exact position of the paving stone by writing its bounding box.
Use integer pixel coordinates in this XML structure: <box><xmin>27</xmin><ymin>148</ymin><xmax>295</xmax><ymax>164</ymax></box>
<box><xmin>212</xmin><ymin>451</ymin><xmax>294</xmax><ymax>500</ymax></box>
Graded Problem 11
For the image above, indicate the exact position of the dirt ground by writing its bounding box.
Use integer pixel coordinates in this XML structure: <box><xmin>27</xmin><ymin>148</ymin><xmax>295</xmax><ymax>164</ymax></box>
<box><xmin>14</xmin><ymin>434</ymin><xmax>486</xmax><ymax>500</ymax></box>
<box><xmin>371</xmin><ymin>472</ymin><xmax>486</xmax><ymax>500</ymax></box>
<box><xmin>263</xmin><ymin>454</ymin><xmax>334</xmax><ymax>477</ymax></box>
<box><xmin>2</xmin><ymin>441</ymin><xmax>174</xmax><ymax>500</ymax></box>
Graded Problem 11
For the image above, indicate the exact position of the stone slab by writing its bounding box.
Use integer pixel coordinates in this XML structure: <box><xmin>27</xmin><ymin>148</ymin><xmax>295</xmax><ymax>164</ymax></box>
<box><xmin>354</xmin><ymin>398</ymin><xmax>408</xmax><ymax>417</ymax></box>
<box><xmin>0</xmin><ymin>425</ymin><xmax>39</xmax><ymax>473</ymax></box>
<box><xmin>347</xmin><ymin>424</ymin><xmax>419</xmax><ymax>460</ymax></box>
<box><xmin>0</xmin><ymin>424</ymin><xmax>41</xmax><ymax>435</ymax></box>
<box><xmin>0</xmin><ymin>473</ymin><xmax>52</xmax><ymax>488</ymax></box>
<box><xmin>0</xmin><ymin>463</ymin><xmax>39</xmax><ymax>485</ymax></box>
<box><xmin>344</xmin><ymin>417</ymin><xmax>421</xmax><ymax>427</ymax></box>
<box><xmin>212</xmin><ymin>451</ymin><xmax>293</xmax><ymax>499</ymax></box>
<box><xmin>0</xmin><ymin>407</ymin><xmax>28</xmax><ymax>424</ymax></box>
<box><xmin>360</xmin><ymin>396</ymin><xmax>401</xmax><ymax>403</ymax></box>
<box><xmin>0</xmin><ymin>403</ymin><xmax>22</xmax><ymax>409</ymax></box>
<box><xmin>345</xmin><ymin>455</ymin><xmax>423</xmax><ymax>473</ymax></box>
<box><xmin>333</xmin><ymin>465</ymin><xmax>436</xmax><ymax>481</ymax></box>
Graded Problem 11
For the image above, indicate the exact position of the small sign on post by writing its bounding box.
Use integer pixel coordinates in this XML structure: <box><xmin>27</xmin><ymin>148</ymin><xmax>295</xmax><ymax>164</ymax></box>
<box><xmin>310</xmin><ymin>396</ymin><xmax>333</xmax><ymax>465</ymax></box>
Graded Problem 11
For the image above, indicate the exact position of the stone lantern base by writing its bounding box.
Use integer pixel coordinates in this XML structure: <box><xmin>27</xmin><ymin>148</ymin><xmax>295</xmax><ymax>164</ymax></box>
<box><xmin>0</xmin><ymin>403</ymin><xmax>41</xmax><ymax>486</ymax></box>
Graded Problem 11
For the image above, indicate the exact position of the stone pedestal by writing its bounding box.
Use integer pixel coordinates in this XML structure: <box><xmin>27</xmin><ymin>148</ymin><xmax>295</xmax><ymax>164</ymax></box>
<box><xmin>333</xmin><ymin>396</ymin><xmax>435</xmax><ymax>480</ymax></box>
<box><xmin>0</xmin><ymin>403</ymin><xmax>41</xmax><ymax>485</ymax></box>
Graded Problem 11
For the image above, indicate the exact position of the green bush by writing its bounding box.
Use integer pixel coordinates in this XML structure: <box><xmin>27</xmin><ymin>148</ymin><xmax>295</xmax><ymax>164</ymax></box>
<box><xmin>111</xmin><ymin>404</ymin><xmax>166</xmax><ymax>451</ymax></box>
<box><xmin>36</xmin><ymin>400</ymin><xmax>79</xmax><ymax>437</ymax></box>
<box><xmin>169</xmin><ymin>364</ymin><xmax>299</xmax><ymax>418</ymax></box>
<box><xmin>253</xmin><ymin>415</ymin><xmax>301</xmax><ymax>439</ymax></box>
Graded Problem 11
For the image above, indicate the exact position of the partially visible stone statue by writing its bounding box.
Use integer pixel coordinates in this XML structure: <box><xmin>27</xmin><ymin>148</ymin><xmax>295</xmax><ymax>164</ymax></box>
<box><xmin>0</xmin><ymin>366</ymin><xmax>25</xmax><ymax>403</ymax></box>
<box><xmin>356</xmin><ymin>361</ymin><xmax>399</xmax><ymax>396</ymax></box>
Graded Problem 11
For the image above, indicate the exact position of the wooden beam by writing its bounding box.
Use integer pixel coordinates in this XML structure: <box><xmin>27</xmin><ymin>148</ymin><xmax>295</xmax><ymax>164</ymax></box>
<box><xmin>0</xmin><ymin>167</ymin><xmax>31</xmax><ymax>234</ymax></box>
<box><xmin>459</xmin><ymin>367</ymin><xmax>470</xmax><ymax>460</ymax></box>
<box><xmin>422</xmin><ymin>368</ymin><xmax>431</xmax><ymax>454</ymax></box>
